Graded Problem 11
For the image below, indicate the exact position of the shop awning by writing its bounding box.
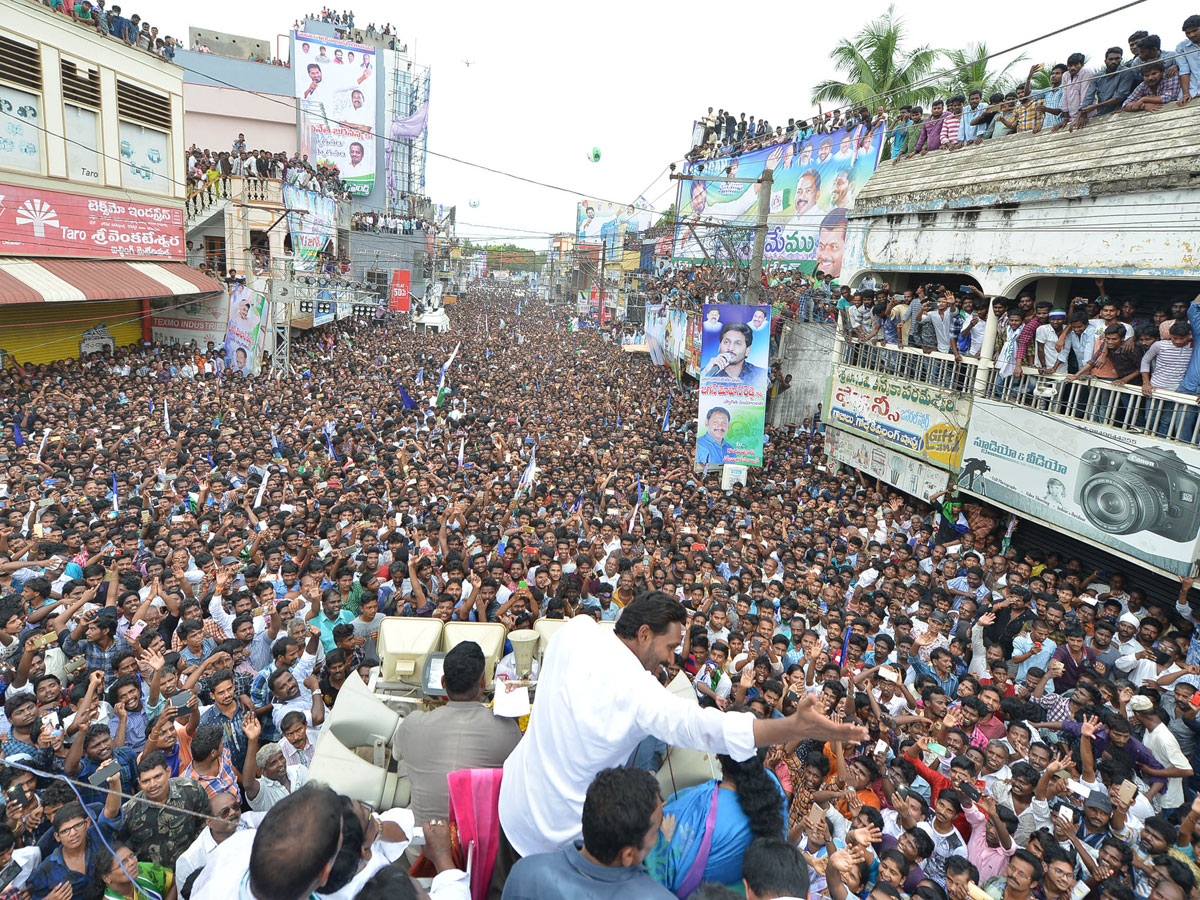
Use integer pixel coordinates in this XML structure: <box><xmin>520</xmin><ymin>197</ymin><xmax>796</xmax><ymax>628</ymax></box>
<box><xmin>0</xmin><ymin>258</ymin><xmax>224</xmax><ymax>304</ymax></box>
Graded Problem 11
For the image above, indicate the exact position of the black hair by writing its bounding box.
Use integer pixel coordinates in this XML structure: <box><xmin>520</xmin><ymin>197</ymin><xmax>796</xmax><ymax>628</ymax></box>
<box><xmin>190</xmin><ymin>724</ymin><xmax>225</xmax><ymax>762</ymax></box>
<box><xmin>354</xmin><ymin>865</ymin><xmax>420</xmax><ymax>900</ymax></box>
<box><xmin>719</xmin><ymin>753</ymin><xmax>785</xmax><ymax>839</ymax></box>
<box><xmin>442</xmin><ymin>640</ymin><xmax>485</xmax><ymax>697</ymax></box>
<box><xmin>249</xmin><ymin>784</ymin><xmax>344</xmax><ymax>900</ymax></box>
<box><xmin>136</xmin><ymin>749</ymin><xmax>170</xmax><ymax>777</ymax></box>
<box><xmin>580</xmin><ymin>767</ymin><xmax>661</xmax><ymax>865</ymax></box>
<box><xmin>742</xmin><ymin>838</ymin><xmax>809</xmax><ymax>900</ymax></box>
<box><xmin>317</xmin><ymin>796</ymin><xmax>367</xmax><ymax>894</ymax></box>
<box><xmin>613</xmin><ymin>591</ymin><xmax>687</xmax><ymax>640</ymax></box>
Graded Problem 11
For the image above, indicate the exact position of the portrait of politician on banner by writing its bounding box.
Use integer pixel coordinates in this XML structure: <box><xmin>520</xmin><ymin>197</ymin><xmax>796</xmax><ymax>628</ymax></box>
<box><xmin>224</xmin><ymin>283</ymin><xmax>267</xmax><ymax>376</ymax></box>
<box><xmin>696</xmin><ymin>304</ymin><xmax>769</xmax><ymax>467</ymax></box>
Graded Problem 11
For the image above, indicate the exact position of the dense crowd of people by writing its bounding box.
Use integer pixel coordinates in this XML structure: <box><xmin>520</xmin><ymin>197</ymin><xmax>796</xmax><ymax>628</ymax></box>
<box><xmin>690</xmin><ymin>17</ymin><xmax>1200</xmax><ymax>167</ymax></box>
<box><xmin>28</xmin><ymin>0</ymin><xmax>179</xmax><ymax>60</ymax></box>
<box><xmin>0</xmin><ymin>282</ymin><xmax>1197</xmax><ymax>900</ymax></box>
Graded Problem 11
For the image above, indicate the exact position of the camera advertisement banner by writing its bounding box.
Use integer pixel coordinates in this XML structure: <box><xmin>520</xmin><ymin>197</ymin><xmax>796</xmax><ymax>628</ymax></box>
<box><xmin>956</xmin><ymin>398</ymin><xmax>1200</xmax><ymax>576</ymax></box>
<box><xmin>826</xmin><ymin>427</ymin><xmax>949</xmax><ymax>502</ymax></box>
<box><xmin>294</xmin><ymin>31</ymin><xmax>376</xmax><ymax>196</ymax></box>
<box><xmin>697</xmin><ymin>304</ymin><xmax>770</xmax><ymax>467</ymax></box>
<box><xmin>673</xmin><ymin>124</ymin><xmax>884</xmax><ymax>274</ymax></box>
<box><xmin>825</xmin><ymin>365</ymin><xmax>968</xmax><ymax>468</ymax></box>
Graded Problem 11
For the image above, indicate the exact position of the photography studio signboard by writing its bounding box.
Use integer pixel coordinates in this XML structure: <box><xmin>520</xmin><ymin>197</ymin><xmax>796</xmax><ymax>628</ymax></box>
<box><xmin>957</xmin><ymin>398</ymin><xmax>1200</xmax><ymax>576</ymax></box>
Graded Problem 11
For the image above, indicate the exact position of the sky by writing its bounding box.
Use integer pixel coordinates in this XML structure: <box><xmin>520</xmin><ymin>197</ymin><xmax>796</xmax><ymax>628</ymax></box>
<box><xmin>149</xmin><ymin>0</ymin><xmax>1190</xmax><ymax>247</ymax></box>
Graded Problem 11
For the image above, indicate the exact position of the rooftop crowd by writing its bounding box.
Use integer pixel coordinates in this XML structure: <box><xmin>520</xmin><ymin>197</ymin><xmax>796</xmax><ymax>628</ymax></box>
<box><xmin>28</xmin><ymin>0</ymin><xmax>179</xmax><ymax>61</ymax></box>
<box><xmin>0</xmin><ymin>282</ymin><xmax>1195</xmax><ymax>900</ymax></box>
<box><xmin>689</xmin><ymin>16</ymin><xmax>1200</xmax><ymax>167</ymax></box>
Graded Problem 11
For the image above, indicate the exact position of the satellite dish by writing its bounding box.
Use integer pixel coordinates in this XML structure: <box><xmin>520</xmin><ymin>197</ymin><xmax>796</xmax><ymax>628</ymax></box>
<box><xmin>468</xmin><ymin>199</ymin><xmax>480</xmax><ymax>208</ymax></box>
<box><xmin>587</xmin><ymin>147</ymin><xmax>601</xmax><ymax>163</ymax></box>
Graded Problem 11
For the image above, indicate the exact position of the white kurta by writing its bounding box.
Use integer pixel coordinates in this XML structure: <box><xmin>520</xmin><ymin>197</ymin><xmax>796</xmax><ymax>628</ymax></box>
<box><xmin>498</xmin><ymin>615</ymin><xmax>756</xmax><ymax>856</ymax></box>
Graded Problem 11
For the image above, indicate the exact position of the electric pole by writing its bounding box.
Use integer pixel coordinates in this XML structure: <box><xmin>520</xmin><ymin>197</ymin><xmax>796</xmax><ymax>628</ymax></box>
<box><xmin>669</xmin><ymin>167</ymin><xmax>774</xmax><ymax>305</ymax></box>
<box><xmin>745</xmin><ymin>167</ymin><xmax>773</xmax><ymax>306</ymax></box>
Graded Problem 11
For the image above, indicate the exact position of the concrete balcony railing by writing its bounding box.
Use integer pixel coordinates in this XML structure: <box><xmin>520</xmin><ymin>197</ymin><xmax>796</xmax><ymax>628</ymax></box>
<box><xmin>840</xmin><ymin>335</ymin><xmax>1200</xmax><ymax>448</ymax></box>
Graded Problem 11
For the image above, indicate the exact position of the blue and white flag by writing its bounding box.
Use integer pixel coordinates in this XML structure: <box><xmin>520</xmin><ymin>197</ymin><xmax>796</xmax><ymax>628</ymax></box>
<box><xmin>163</xmin><ymin>402</ymin><xmax>171</xmax><ymax>437</ymax></box>
<box><xmin>416</xmin><ymin>367</ymin><xmax>424</xmax><ymax>385</ymax></box>
<box><xmin>399</xmin><ymin>386</ymin><xmax>417</xmax><ymax>410</ymax></box>
<box><xmin>517</xmin><ymin>445</ymin><xmax>537</xmax><ymax>496</ymax></box>
<box><xmin>458</xmin><ymin>437</ymin><xmax>465</xmax><ymax>468</ymax></box>
<box><xmin>438</xmin><ymin>343</ymin><xmax>461</xmax><ymax>390</ymax></box>
<box><xmin>111</xmin><ymin>472</ymin><xmax>119</xmax><ymax>512</ymax></box>
<box><xmin>12</xmin><ymin>421</ymin><xmax>24</xmax><ymax>447</ymax></box>
<box><xmin>662</xmin><ymin>394</ymin><xmax>671</xmax><ymax>432</ymax></box>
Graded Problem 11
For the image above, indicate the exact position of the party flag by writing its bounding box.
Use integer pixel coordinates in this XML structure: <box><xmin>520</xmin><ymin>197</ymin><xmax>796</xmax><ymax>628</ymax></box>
<box><xmin>399</xmin><ymin>386</ymin><xmax>416</xmax><ymax>410</ymax></box>
<box><xmin>12</xmin><ymin>421</ymin><xmax>24</xmax><ymax>447</ymax></box>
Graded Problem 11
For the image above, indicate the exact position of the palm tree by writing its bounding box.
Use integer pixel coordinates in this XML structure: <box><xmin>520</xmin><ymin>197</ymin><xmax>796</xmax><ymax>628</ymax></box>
<box><xmin>939</xmin><ymin>43</ymin><xmax>1030</xmax><ymax>99</ymax></box>
<box><xmin>810</xmin><ymin>4</ymin><xmax>942</xmax><ymax>112</ymax></box>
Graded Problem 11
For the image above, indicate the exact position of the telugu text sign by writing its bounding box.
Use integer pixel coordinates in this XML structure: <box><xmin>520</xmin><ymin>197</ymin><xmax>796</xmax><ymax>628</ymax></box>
<box><xmin>826</xmin><ymin>427</ymin><xmax>949</xmax><ymax>501</ymax></box>
<box><xmin>0</xmin><ymin>182</ymin><xmax>184</xmax><ymax>260</ymax></box>
<box><xmin>825</xmin><ymin>365</ymin><xmax>967</xmax><ymax>468</ymax></box>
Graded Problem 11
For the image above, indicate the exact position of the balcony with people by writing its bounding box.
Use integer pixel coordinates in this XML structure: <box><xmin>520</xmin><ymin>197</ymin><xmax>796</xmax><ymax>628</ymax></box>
<box><xmin>836</xmin><ymin>275</ymin><xmax>1200</xmax><ymax>449</ymax></box>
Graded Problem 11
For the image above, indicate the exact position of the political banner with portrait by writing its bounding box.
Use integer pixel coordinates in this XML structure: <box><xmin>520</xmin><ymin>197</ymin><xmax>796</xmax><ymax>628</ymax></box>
<box><xmin>696</xmin><ymin>303</ymin><xmax>771</xmax><ymax>467</ymax></box>
<box><xmin>673</xmin><ymin>125</ymin><xmax>884</xmax><ymax>276</ymax></box>
<box><xmin>576</xmin><ymin>199</ymin><xmax>654</xmax><ymax>262</ymax></box>
<box><xmin>224</xmin><ymin>283</ymin><xmax>268</xmax><ymax>376</ymax></box>
<box><xmin>282</xmin><ymin>184</ymin><xmax>338</xmax><ymax>272</ymax></box>
<box><xmin>293</xmin><ymin>31</ymin><xmax>376</xmax><ymax>195</ymax></box>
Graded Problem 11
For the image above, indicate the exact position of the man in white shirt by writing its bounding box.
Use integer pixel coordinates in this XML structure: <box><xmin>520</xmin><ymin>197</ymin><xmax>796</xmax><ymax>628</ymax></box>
<box><xmin>175</xmin><ymin>790</ymin><xmax>265</xmax><ymax>890</ymax></box>
<box><xmin>1035</xmin><ymin>308</ymin><xmax>1068</xmax><ymax>373</ymax></box>
<box><xmin>1129</xmin><ymin>696</ymin><xmax>1193</xmax><ymax>814</ymax></box>
<box><xmin>497</xmin><ymin>592</ymin><xmax>867</xmax><ymax>860</ymax></box>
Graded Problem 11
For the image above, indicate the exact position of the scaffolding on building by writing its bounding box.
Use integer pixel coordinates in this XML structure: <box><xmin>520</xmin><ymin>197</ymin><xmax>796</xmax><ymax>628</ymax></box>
<box><xmin>384</xmin><ymin>49</ymin><xmax>431</xmax><ymax>213</ymax></box>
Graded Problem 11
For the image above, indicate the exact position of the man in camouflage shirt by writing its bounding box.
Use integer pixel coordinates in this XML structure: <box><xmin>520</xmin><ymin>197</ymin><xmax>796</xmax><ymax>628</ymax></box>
<box><xmin>117</xmin><ymin>749</ymin><xmax>210</xmax><ymax>867</ymax></box>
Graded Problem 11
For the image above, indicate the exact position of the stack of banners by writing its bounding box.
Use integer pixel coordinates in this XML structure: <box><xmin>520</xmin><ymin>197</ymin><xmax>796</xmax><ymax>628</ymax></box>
<box><xmin>224</xmin><ymin>283</ymin><xmax>269</xmax><ymax>375</ymax></box>
<box><xmin>282</xmin><ymin>184</ymin><xmax>338</xmax><ymax>272</ymax></box>
<box><xmin>673</xmin><ymin>124</ymin><xmax>884</xmax><ymax>275</ymax></box>
<box><xmin>293</xmin><ymin>31</ymin><xmax>377</xmax><ymax>196</ymax></box>
<box><xmin>956</xmin><ymin>398</ymin><xmax>1200</xmax><ymax>577</ymax></box>
<box><xmin>696</xmin><ymin>304</ymin><xmax>771</xmax><ymax>467</ymax></box>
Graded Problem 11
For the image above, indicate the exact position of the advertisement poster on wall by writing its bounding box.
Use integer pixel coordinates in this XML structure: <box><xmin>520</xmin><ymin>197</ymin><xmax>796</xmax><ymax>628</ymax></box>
<box><xmin>696</xmin><ymin>304</ymin><xmax>770</xmax><ymax>467</ymax></box>
<box><xmin>0</xmin><ymin>85</ymin><xmax>41</xmax><ymax>174</ymax></box>
<box><xmin>149</xmin><ymin>294</ymin><xmax>227</xmax><ymax>347</ymax></box>
<box><xmin>224</xmin><ymin>283</ymin><xmax>268</xmax><ymax>376</ymax></box>
<box><xmin>673</xmin><ymin>124</ymin><xmax>884</xmax><ymax>275</ymax></box>
<box><xmin>389</xmin><ymin>269</ymin><xmax>411</xmax><ymax>312</ymax></box>
<box><xmin>825</xmin><ymin>365</ymin><xmax>968</xmax><ymax>468</ymax></box>
<box><xmin>282</xmin><ymin>183</ymin><xmax>337</xmax><ymax>272</ymax></box>
<box><xmin>957</xmin><ymin>398</ymin><xmax>1200</xmax><ymax>577</ymax></box>
<box><xmin>0</xmin><ymin>182</ymin><xmax>184</xmax><ymax>260</ymax></box>
<box><xmin>118</xmin><ymin>122</ymin><xmax>170</xmax><ymax>195</ymax></box>
<box><xmin>294</xmin><ymin>31</ymin><xmax>376</xmax><ymax>196</ymax></box>
<box><xmin>826</xmin><ymin>427</ymin><xmax>949</xmax><ymax>501</ymax></box>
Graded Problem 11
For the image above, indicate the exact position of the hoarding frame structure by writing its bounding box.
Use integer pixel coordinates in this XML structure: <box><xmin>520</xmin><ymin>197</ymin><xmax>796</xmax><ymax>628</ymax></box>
<box><xmin>826</xmin><ymin>427</ymin><xmax>950</xmax><ymax>501</ymax></box>
<box><xmin>956</xmin><ymin>398</ymin><xmax>1200</xmax><ymax>578</ymax></box>
<box><xmin>673</xmin><ymin>125</ymin><xmax>884</xmax><ymax>276</ymax></box>
<box><xmin>293</xmin><ymin>31</ymin><xmax>377</xmax><ymax>196</ymax></box>
<box><xmin>696</xmin><ymin>304</ymin><xmax>770</xmax><ymax>467</ymax></box>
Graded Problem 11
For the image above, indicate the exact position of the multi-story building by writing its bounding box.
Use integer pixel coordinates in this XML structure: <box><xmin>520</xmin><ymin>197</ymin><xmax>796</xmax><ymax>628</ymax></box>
<box><xmin>0</xmin><ymin>0</ymin><xmax>220</xmax><ymax>364</ymax></box>
<box><xmin>825</xmin><ymin>102</ymin><xmax>1200</xmax><ymax>588</ymax></box>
